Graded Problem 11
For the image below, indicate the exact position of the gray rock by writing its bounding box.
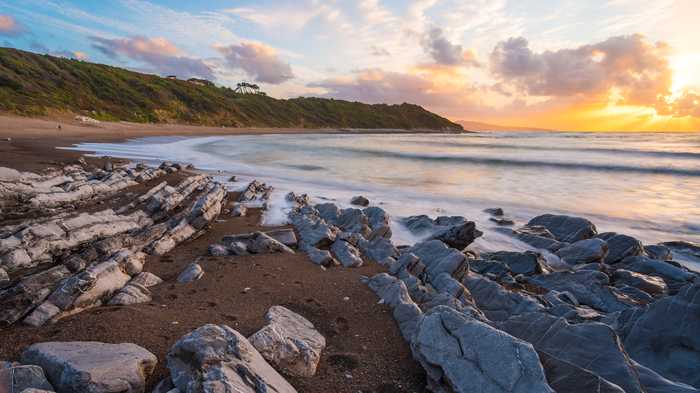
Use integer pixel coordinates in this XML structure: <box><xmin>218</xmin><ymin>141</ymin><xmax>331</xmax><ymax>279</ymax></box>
<box><xmin>634</xmin><ymin>360</ymin><xmax>700</xmax><ymax>393</ymax></box>
<box><xmin>0</xmin><ymin>267</ymin><xmax>8</xmax><ymax>287</ymax></box>
<box><xmin>624</xmin><ymin>281</ymin><xmax>700</xmax><ymax>388</ymax></box>
<box><xmin>358</xmin><ymin>237</ymin><xmax>398</xmax><ymax>263</ymax></box>
<box><xmin>462</xmin><ymin>273</ymin><xmax>544</xmax><ymax>321</ymax></box>
<box><xmin>499</xmin><ymin>312</ymin><xmax>644</xmax><ymax>393</ymax></box>
<box><xmin>350</xmin><ymin>195</ymin><xmax>369</xmax><ymax>206</ymax></box>
<box><xmin>366</xmin><ymin>273</ymin><xmax>423</xmax><ymax>341</ymax></box>
<box><xmin>621</xmin><ymin>255</ymin><xmax>695</xmax><ymax>285</ymax></box>
<box><xmin>314</xmin><ymin>203</ymin><xmax>340</xmax><ymax>224</ymax></box>
<box><xmin>177</xmin><ymin>263</ymin><xmax>203</xmax><ymax>283</ymax></box>
<box><xmin>644</xmin><ymin>244</ymin><xmax>672</xmax><ymax>261</ymax></box>
<box><xmin>411</xmin><ymin>306</ymin><xmax>554</xmax><ymax>393</ymax></box>
<box><xmin>613</xmin><ymin>269</ymin><xmax>667</xmax><ymax>295</ymax></box>
<box><xmin>661</xmin><ymin>240</ymin><xmax>700</xmax><ymax>263</ymax></box>
<box><xmin>167</xmin><ymin>324</ymin><xmax>297</xmax><ymax>393</ymax></box>
<box><xmin>246</xmin><ymin>232</ymin><xmax>295</xmax><ymax>254</ymax></box>
<box><xmin>616</xmin><ymin>285</ymin><xmax>655</xmax><ymax>304</ymax></box>
<box><xmin>597</xmin><ymin>233</ymin><xmax>644</xmax><ymax>264</ymax></box>
<box><xmin>484</xmin><ymin>207</ymin><xmax>504</xmax><ymax>216</ymax></box>
<box><xmin>330</xmin><ymin>240</ymin><xmax>363</xmax><ymax>267</ymax></box>
<box><xmin>502</xmin><ymin>225</ymin><xmax>566</xmax><ymax>252</ymax></box>
<box><xmin>230</xmin><ymin>203</ymin><xmax>247</xmax><ymax>217</ymax></box>
<box><xmin>363</xmin><ymin>206</ymin><xmax>392</xmax><ymax>239</ymax></box>
<box><xmin>22</xmin><ymin>341</ymin><xmax>156</xmax><ymax>393</ymax></box>
<box><xmin>305</xmin><ymin>247</ymin><xmax>336</xmax><ymax>266</ymax></box>
<box><xmin>335</xmin><ymin>208</ymin><xmax>370</xmax><ymax>236</ymax></box>
<box><xmin>407</xmin><ymin>240</ymin><xmax>467</xmax><ymax>281</ymax></box>
<box><xmin>249</xmin><ymin>306</ymin><xmax>326</xmax><ymax>377</ymax></box>
<box><xmin>482</xmin><ymin>251</ymin><xmax>549</xmax><ymax>275</ymax></box>
<box><xmin>0</xmin><ymin>365</ymin><xmax>54</xmax><ymax>392</ymax></box>
<box><xmin>527</xmin><ymin>270</ymin><xmax>635</xmax><ymax>313</ymax></box>
<box><xmin>108</xmin><ymin>283</ymin><xmax>152</xmax><ymax>305</ymax></box>
<box><xmin>0</xmin><ymin>265</ymin><xmax>72</xmax><ymax>326</ymax></box>
<box><xmin>556</xmin><ymin>238</ymin><xmax>608</xmax><ymax>265</ymax></box>
<box><xmin>402</xmin><ymin>215</ymin><xmax>438</xmax><ymax>234</ymax></box>
<box><xmin>289</xmin><ymin>214</ymin><xmax>337</xmax><ymax>249</ymax></box>
<box><xmin>130</xmin><ymin>272</ymin><xmax>162</xmax><ymax>288</ymax></box>
<box><xmin>538</xmin><ymin>351</ymin><xmax>625</xmax><ymax>393</ymax></box>
<box><xmin>490</xmin><ymin>217</ymin><xmax>515</xmax><ymax>226</ymax></box>
<box><xmin>265</xmin><ymin>228</ymin><xmax>297</xmax><ymax>247</ymax></box>
<box><xmin>208</xmin><ymin>244</ymin><xmax>229</xmax><ymax>256</ymax></box>
<box><xmin>429</xmin><ymin>220</ymin><xmax>482</xmax><ymax>250</ymax></box>
<box><xmin>527</xmin><ymin>214</ymin><xmax>597</xmax><ymax>242</ymax></box>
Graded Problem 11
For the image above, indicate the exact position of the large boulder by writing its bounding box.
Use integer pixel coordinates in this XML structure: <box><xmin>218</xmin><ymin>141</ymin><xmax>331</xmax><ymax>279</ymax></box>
<box><xmin>350</xmin><ymin>195</ymin><xmax>369</xmax><ymax>206</ymax></box>
<box><xmin>358</xmin><ymin>237</ymin><xmax>398</xmax><ymax>264</ymax></box>
<box><xmin>556</xmin><ymin>238</ymin><xmax>608</xmax><ymax>265</ymax></box>
<box><xmin>620</xmin><ymin>256</ymin><xmax>695</xmax><ymax>286</ymax></box>
<box><xmin>481</xmin><ymin>251</ymin><xmax>549</xmax><ymax>275</ymax></box>
<box><xmin>527</xmin><ymin>214</ymin><xmax>597</xmax><ymax>243</ymax></box>
<box><xmin>22</xmin><ymin>341</ymin><xmax>156</xmax><ymax>393</ymax></box>
<box><xmin>462</xmin><ymin>273</ymin><xmax>544</xmax><ymax>321</ymax></box>
<box><xmin>167</xmin><ymin>324</ymin><xmax>297</xmax><ymax>393</ymax></box>
<box><xmin>411</xmin><ymin>306</ymin><xmax>554</xmax><ymax>393</ymax></box>
<box><xmin>429</xmin><ymin>221</ymin><xmax>482</xmax><ymax>250</ymax></box>
<box><xmin>407</xmin><ymin>240</ymin><xmax>468</xmax><ymax>281</ymax></box>
<box><xmin>249</xmin><ymin>306</ymin><xmax>326</xmax><ymax>377</ymax></box>
<box><xmin>624</xmin><ymin>281</ymin><xmax>700</xmax><ymax>388</ymax></box>
<box><xmin>612</xmin><ymin>269</ymin><xmax>667</xmax><ymax>296</ymax></box>
<box><xmin>597</xmin><ymin>233</ymin><xmax>644</xmax><ymax>264</ymax></box>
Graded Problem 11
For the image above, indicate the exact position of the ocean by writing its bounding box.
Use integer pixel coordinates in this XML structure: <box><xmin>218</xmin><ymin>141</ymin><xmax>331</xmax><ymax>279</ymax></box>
<box><xmin>66</xmin><ymin>131</ymin><xmax>700</xmax><ymax>268</ymax></box>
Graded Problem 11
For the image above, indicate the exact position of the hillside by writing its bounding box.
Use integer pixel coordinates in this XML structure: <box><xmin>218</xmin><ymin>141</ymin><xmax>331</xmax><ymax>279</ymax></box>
<box><xmin>0</xmin><ymin>47</ymin><xmax>462</xmax><ymax>131</ymax></box>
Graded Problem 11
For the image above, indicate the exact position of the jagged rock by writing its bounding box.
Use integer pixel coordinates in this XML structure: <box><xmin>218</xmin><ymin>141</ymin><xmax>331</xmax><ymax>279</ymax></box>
<box><xmin>330</xmin><ymin>240</ymin><xmax>363</xmax><ymax>267</ymax></box>
<box><xmin>597</xmin><ymin>233</ymin><xmax>644</xmax><ymax>264</ymax></box>
<box><xmin>230</xmin><ymin>203</ymin><xmax>247</xmax><ymax>217</ymax></box>
<box><xmin>306</xmin><ymin>247</ymin><xmax>336</xmax><ymax>266</ymax></box>
<box><xmin>527</xmin><ymin>214</ymin><xmax>597</xmax><ymax>243</ymax></box>
<box><xmin>620</xmin><ymin>255</ymin><xmax>695</xmax><ymax>286</ymax></box>
<box><xmin>177</xmin><ymin>263</ymin><xmax>203</xmax><ymax>283</ymax></box>
<box><xmin>350</xmin><ymin>195</ymin><xmax>370</xmax><ymax>206</ymax></box>
<box><xmin>484</xmin><ymin>207</ymin><xmax>504</xmax><ymax>216</ymax></box>
<box><xmin>406</xmin><ymin>240</ymin><xmax>467</xmax><ymax>281</ymax></box>
<box><xmin>481</xmin><ymin>251</ymin><xmax>549</xmax><ymax>275</ymax></box>
<box><xmin>462</xmin><ymin>273</ymin><xmax>544</xmax><ymax>321</ymax></box>
<box><xmin>246</xmin><ymin>232</ymin><xmax>295</xmax><ymax>254</ymax></box>
<box><xmin>412</xmin><ymin>306</ymin><xmax>554</xmax><ymax>393</ymax></box>
<box><xmin>0</xmin><ymin>365</ymin><xmax>54</xmax><ymax>392</ymax></box>
<box><xmin>661</xmin><ymin>241</ymin><xmax>700</xmax><ymax>263</ymax></box>
<box><xmin>429</xmin><ymin>221</ymin><xmax>482</xmax><ymax>250</ymax></box>
<box><xmin>0</xmin><ymin>265</ymin><xmax>71</xmax><ymax>327</ymax></box>
<box><xmin>358</xmin><ymin>237</ymin><xmax>398</xmax><ymax>263</ymax></box>
<box><xmin>315</xmin><ymin>203</ymin><xmax>340</xmax><ymax>224</ymax></box>
<box><xmin>499</xmin><ymin>312</ymin><xmax>644</xmax><ymax>393</ymax></box>
<box><xmin>644</xmin><ymin>244</ymin><xmax>672</xmax><ymax>260</ymax></box>
<box><xmin>556</xmin><ymin>238</ymin><xmax>608</xmax><ymax>265</ymax></box>
<box><xmin>335</xmin><ymin>208</ymin><xmax>370</xmax><ymax>236</ymax></box>
<box><xmin>367</xmin><ymin>273</ymin><xmax>423</xmax><ymax>340</ymax></box>
<box><xmin>130</xmin><ymin>272</ymin><xmax>163</xmax><ymax>288</ymax></box>
<box><xmin>490</xmin><ymin>217</ymin><xmax>515</xmax><ymax>225</ymax></box>
<box><xmin>108</xmin><ymin>283</ymin><xmax>151</xmax><ymax>305</ymax></box>
<box><xmin>624</xmin><ymin>281</ymin><xmax>700</xmax><ymax>388</ymax></box>
<box><xmin>363</xmin><ymin>206</ymin><xmax>392</xmax><ymax>239</ymax></box>
<box><xmin>208</xmin><ymin>244</ymin><xmax>229</xmax><ymax>256</ymax></box>
<box><xmin>538</xmin><ymin>351</ymin><xmax>625</xmax><ymax>393</ymax></box>
<box><xmin>167</xmin><ymin>324</ymin><xmax>297</xmax><ymax>393</ymax></box>
<box><xmin>265</xmin><ymin>229</ymin><xmax>297</xmax><ymax>247</ymax></box>
<box><xmin>23</xmin><ymin>302</ymin><xmax>61</xmax><ymax>327</ymax></box>
<box><xmin>249</xmin><ymin>306</ymin><xmax>326</xmax><ymax>377</ymax></box>
<box><xmin>22</xmin><ymin>341</ymin><xmax>156</xmax><ymax>393</ymax></box>
<box><xmin>500</xmin><ymin>225</ymin><xmax>566</xmax><ymax>252</ymax></box>
<box><xmin>238</xmin><ymin>180</ymin><xmax>272</xmax><ymax>204</ymax></box>
<box><xmin>527</xmin><ymin>270</ymin><xmax>635</xmax><ymax>313</ymax></box>
<box><xmin>612</xmin><ymin>269</ymin><xmax>667</xmax><ymax>295</ymax></box>
<box><xmin>289</xmin><ymin>213</ymin><xmax>337</xmax><ymax>249</ymax></box>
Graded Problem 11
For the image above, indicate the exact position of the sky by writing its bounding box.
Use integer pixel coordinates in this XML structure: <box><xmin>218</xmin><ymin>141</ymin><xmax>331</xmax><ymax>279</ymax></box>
<box><xmin>1</xmin><ymin>0</ymin><xmax>699</xmax><ymax>131</ymax></box>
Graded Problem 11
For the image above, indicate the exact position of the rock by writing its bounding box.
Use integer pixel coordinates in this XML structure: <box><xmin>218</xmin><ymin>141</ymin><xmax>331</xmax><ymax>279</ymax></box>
<box><xmin>230</xmin><ymin>203</ymin><xmax>247</xmax><ymax>217</ymax></box>
<box><xmin>208</xmin><ymin>244</ymin><xmax>229</xmax><ymax>256</ymax></box>
<box><xmin>366</xmin><ymin>273</ymin><xmax>423</xmax><ymax>341</ymax></box>
<box><xmin>249</xmin><ymin>306</ymin><xmax>326</xmax><ymax>377</ymax></box>
<box><xmin>350</xmin><ymin>195</ymin><xmax>369</xmax><ymax>206</ymax></box>
<box><xmin>167</xmin><ymin>324</ymin><xmax>297</xmax><ymax>393</ymax></box>
<box><xmin>527</xmin><ymin>214</ymin><xmax>597</xmax><ymax>242</ymax></box>
<box><xmin>484</xmin><ymin>207</ymin><xmax>504</xmax><ymax>216</ymax></box>
<box><xmin>644</xmin><ymin>244</ymin><xmax>672</xmax><ymax>260</ymax></box>
<box><xmin>556</xmin><ymin>238</ymin><xmax>608</xmax><ymax>265</ymax></box>
<box><xmin>489</xmin><ymin>217</ymin><xmax>515</xmax><ymax>225</ymax></box>
<box><xmin>0</xmin><ymin>365</ymin><xmax>54</xmax><ymax>392</ymax></box>
<box><xmin>358</xmin><ymin>237</ymin><xmax>398</xmax><ymax>264</ymax></box>
<box><xmin>265</xmin><ymin>228</ymin><xmax>297</xmax><ymax>247</ymax></box>
<box><xmin>527</xmin><ymin>270</ymin><xmax>635</xmax><ymax>313</ymax></box>
<box><xmin>612</xmin><ymin>269</ymin><xmax>667</xmax><ymax>295</ymax></box>
<box><xmin>363</xmin><ymin>206</ymin><xmax>392</xmax><ymax>239</ymax></box>
<box><xmin>429</xmin><ymin>221</ymin><xmax>482</xmax><ymax>250</ymax></box>
<box><xmin>624</xmin><ymin>281</ymin><xmax>700</xmax><ymax>388</ymax></box>
<box><xmin>177</xmin><ymin>263</ymin><xmax>203</xmax><ymax>283</ymax></box>
<box><xmin>315</xmin><ymin>203</ymin><xmax>340</xmax><ymax>224</ymax></box>
<box><xmin>330</xmin><ymin>240</ymin><xmax>363</xmax><ymax>267</ymax></box>
<box><xmin>228</xmin><ymin>175</ymin><xmax>237</xmax><ymax>182</ymax></box>
<box><xmin>538</xmin><ymin>351</ymin><xmax>625</xmax><ymax>393</ymax></box>
<box><xmin>108</xmin><ymin>283</ymin><xmax>151</xmax><ymax>305</ymax></box>
<box><xmin>289</xmin><ymin>213</ymin><xmax>337</xmax><ymax>249</ymax></box>
<box><xmin>23</xmin><ymin>302</ymin><xmax>61</xmax><ymax>327</ymax></box>
<box><xmin>306</xmin><ymin>247</ymin><xmax>336</xmax><ymax>266</ymax></box>
<box><xmin>246</xmin><ymin>232</ymin><xmax>295</xmax><ymax>254</ymax></box>
<box><xmin>462</xmin><ymin>273</ymin><xmax>544</xmax><ymax>321</ymax></box>
<box><xmin>0</xmin><ymin>265</ymin><xmax>72</xmax><ymax>327</ymax></box>
<box><xmin>482</xmin><ymin>251</ymin><xmax>549</xmax><ymax>275</ymax></box>
<box><xmin>660</xmin><ymin>241</ymin><xmax>700</xmax><ymax>266</ymax></box>
<box><xmin>335</xmin><ymin>208</ymin><xmax>370</xmax><ymax>236</ymax></box>
<box><xmin>597</xmin><ymin>233</ymin><xmax>644</xmax><ymax>264</ymax></box>
<box><xmin>621</xmin><ymin>255</ymin><xmax>695</xmax><ymax>285</ymax></box>
<box><xmin>411</xmin><ymin>306</ymin><xmax>554</xmax><ymax>393</ymax></box>
<box><xmin>22</xmin><ymin>341</ymin><xmax>156</xmax><ymax>393</ymax></box>
<box><xmin>0</xmin><ymin>267</ymin><xmax>8</xmax><ymax>287</ymax></box>
<box><xmin>502</xmin><ymin>225</ymin><xmax>566</xmax><ymax>252</ymax></box>
<box><xmin>130</xmin><ymin>272</ymin><xmax>162</xmax><ymax>288</ymax></box>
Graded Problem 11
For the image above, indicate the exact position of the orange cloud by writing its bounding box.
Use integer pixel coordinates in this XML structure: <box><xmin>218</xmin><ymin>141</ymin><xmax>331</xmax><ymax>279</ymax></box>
<box><xmin>0</xmin><ymin>14</ymin><xmax>23</xmax><ymax>36</ymax></box>
<box><xmin>216</xmin><ymin>42</ymin><xmax>293</xmax><ymax>84</ymax></box>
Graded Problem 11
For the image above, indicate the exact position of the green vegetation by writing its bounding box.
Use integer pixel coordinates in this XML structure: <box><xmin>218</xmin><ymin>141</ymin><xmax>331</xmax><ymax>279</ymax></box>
<box><xmin>0</xmin><ymin>48</ymin><xmax>463</xmax><ymax>130</ymax></box>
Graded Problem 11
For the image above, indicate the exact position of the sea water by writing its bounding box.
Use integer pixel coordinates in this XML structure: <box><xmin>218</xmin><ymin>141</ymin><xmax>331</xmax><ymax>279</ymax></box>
<box><xmin>66</xmin><ymin>132</ymin><xmax>700</xmax><ymax>268</ymax></box>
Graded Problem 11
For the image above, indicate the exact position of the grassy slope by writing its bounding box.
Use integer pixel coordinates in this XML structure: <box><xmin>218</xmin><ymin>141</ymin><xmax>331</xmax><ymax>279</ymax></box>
<box><xmin>0</xmin><ymin>48</ymin><xmax>463</xmax><ymax>130</ymax></box>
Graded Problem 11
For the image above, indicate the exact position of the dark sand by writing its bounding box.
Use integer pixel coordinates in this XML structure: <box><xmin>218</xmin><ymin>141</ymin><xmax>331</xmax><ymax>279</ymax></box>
<box><xmin>0</xmin><ymin>115</ymin><xmax>427</xmax><ymax>392</ymax></box>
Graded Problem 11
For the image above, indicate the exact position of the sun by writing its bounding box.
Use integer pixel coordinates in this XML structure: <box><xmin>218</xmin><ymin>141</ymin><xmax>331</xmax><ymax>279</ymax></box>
<box><xmin>669</xmin><ymin>52</ymin><xmax>700</xmax><ymax>95</ymax></box>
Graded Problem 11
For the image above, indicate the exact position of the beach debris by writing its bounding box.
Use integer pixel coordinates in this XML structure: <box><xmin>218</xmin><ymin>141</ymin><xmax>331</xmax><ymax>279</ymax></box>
<box><xmin>166</xmin><ymin>324</ymin><xmax>298</xmax><ymax>393</ymax></box>
<box><xmin>350</xmin><ymin>195</ymin><xmax>370</xmax><ymax>206</ymax></box>
<box><xmin>22</xmin><ymin>341</ymin><xmax>156</xmax><ymax>393</ymax></box>
<box><xmin>249</xmin><ymin>305</ymin><xmax>326</xmax><ymax>377</ymax></box>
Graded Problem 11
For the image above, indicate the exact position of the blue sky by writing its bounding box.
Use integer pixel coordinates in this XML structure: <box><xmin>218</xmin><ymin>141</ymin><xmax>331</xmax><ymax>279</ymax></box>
<box><xmin>1</xmin><ymin>0</ymin><xmax>699</xmax><ymax>130</ymax></box>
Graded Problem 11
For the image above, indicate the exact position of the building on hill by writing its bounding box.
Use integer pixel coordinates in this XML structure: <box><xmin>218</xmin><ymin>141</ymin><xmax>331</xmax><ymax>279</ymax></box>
<box><xmin>166</xmin><ymin>75</ymin><xmax>177</xmax><ymax>80</ymax></box>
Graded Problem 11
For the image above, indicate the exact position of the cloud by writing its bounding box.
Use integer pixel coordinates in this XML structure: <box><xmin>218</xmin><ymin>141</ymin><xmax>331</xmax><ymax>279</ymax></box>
<box><xmin>53</xmin><ymin>50</ymin><xmax>89</xmax><ymax>60</ymax></box>
<box><xmin>490</xmin><ymin>34</ymin><xmax>672</xmax><ymax>108</ymax></box>
<box><xmin>91</xmin><ymin>35</ymin><xmax>213</xmax><ymax>79</ymax></box>
<box><xmin>0</xmin><ymin>14</ymin><xmax>24</xmax><ymax>36</ymax></box>
<box><xmin>422</xmin><ymin>27</ymin><xmax>479</xmax><ymax>66</ymax></box>
<box><xmin>217</xmin><ymin>42</ymin><xmax>293</xmax><ymax>84</ymax></box>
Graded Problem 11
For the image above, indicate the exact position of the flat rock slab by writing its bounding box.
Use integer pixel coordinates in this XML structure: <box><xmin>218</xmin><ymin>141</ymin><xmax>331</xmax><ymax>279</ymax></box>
<box><xmin>167</xmin><ymin>324</ymin><xmax>297</xmax><ymax>393</ymax></box>
<box><xmin>21</xmin><ymin>341</ymin><xmax>156</xmax><ymax>393</ymax></box>
<box><xmin>249</xmin><ymin>306</ymin><xmax>326</xmax><ymax>377</ymax></box>
<box><xmin>0</xmin><ymin>365</ymin><xmax>54</xmax><ymax>392</ymax></box>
